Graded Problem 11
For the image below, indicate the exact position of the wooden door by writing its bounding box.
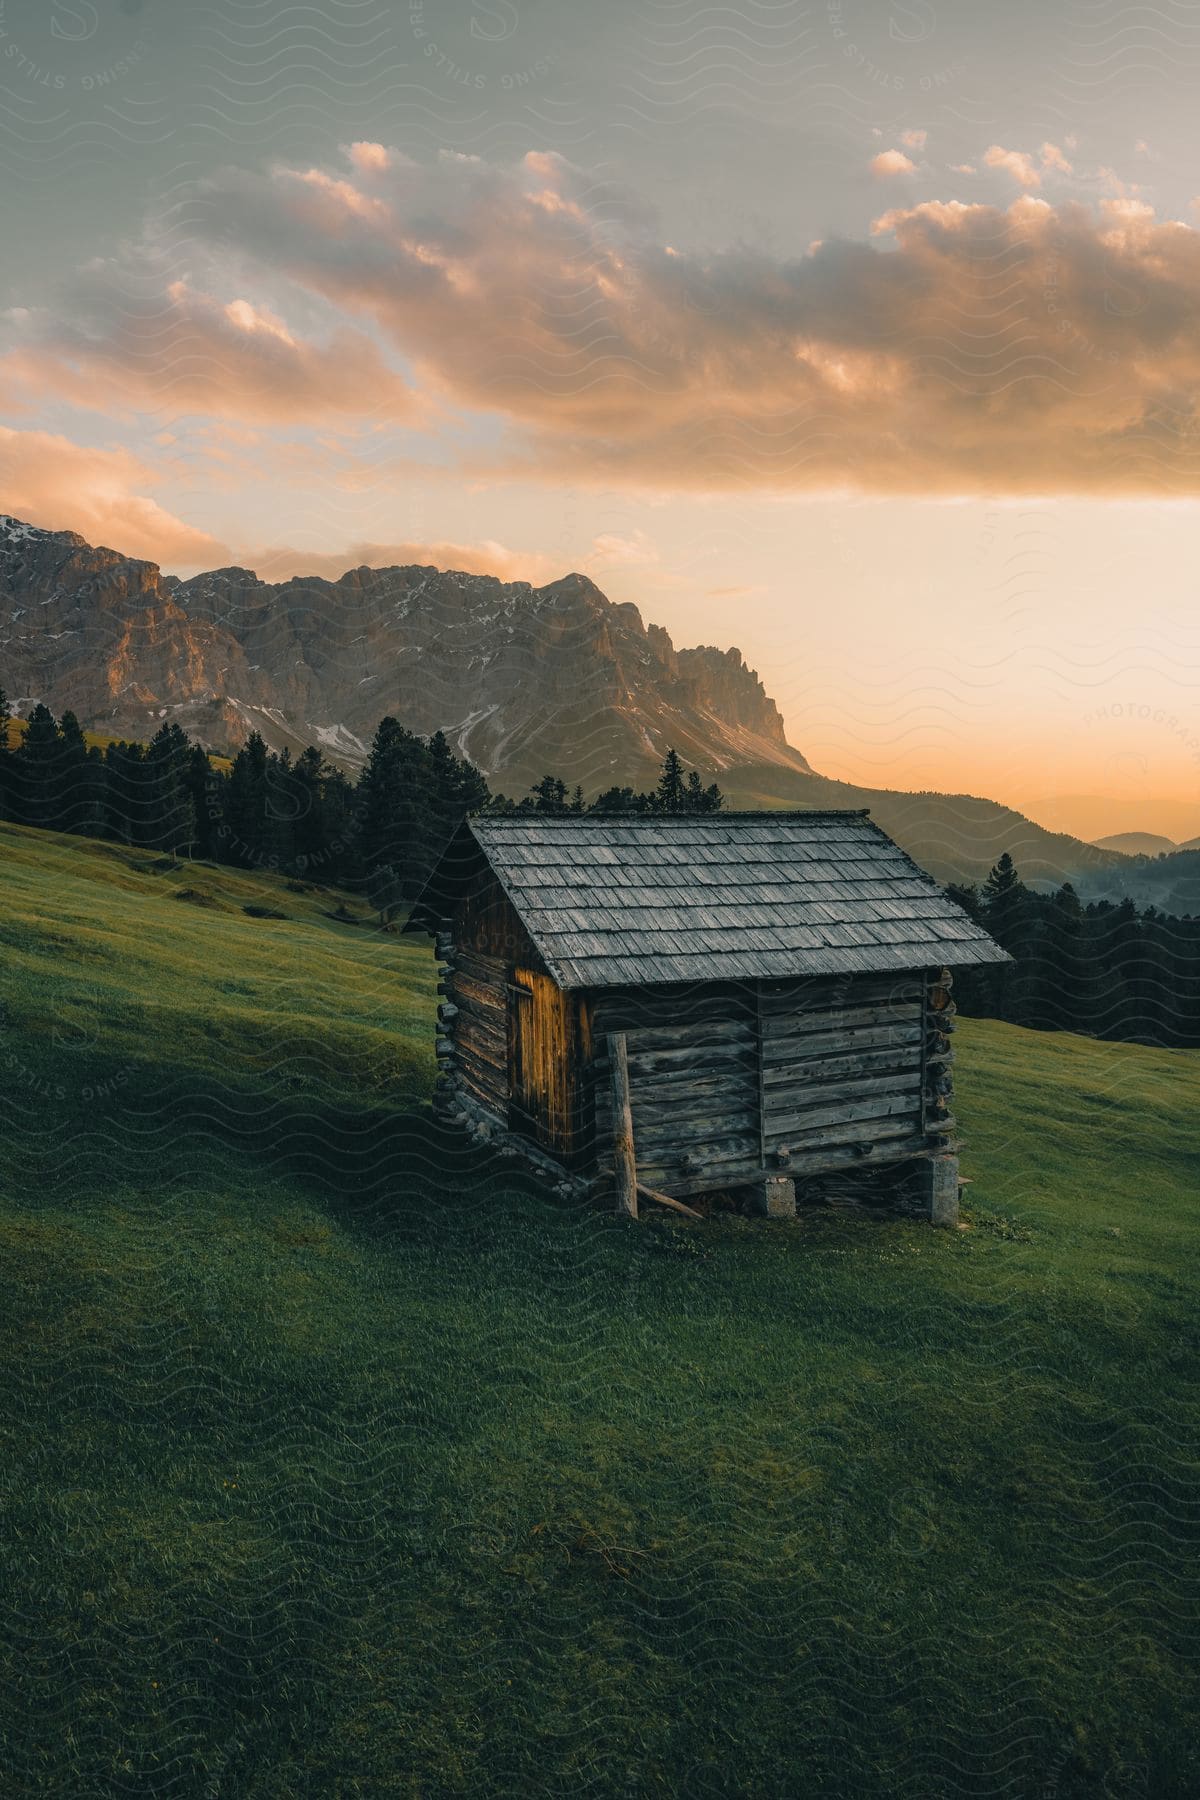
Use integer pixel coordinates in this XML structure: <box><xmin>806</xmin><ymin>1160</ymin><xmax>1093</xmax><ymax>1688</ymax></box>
<box><xmin>508</xmin><ymin>968</ymin><xmax>591</xmax><ymax>1162</ymax></box>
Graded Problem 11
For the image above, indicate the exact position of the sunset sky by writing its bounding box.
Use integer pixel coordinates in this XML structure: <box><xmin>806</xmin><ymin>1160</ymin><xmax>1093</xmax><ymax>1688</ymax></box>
<box><xmin>2</xmin><ymin>0</ymin><xmax>1200</xmax><ymax>839</ymax></box>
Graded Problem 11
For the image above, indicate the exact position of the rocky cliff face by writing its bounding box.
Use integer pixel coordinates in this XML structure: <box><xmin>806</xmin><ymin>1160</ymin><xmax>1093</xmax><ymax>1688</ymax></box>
<box><xmin>0</xmin><ymin>515</ymin><xmax>812</xmax><ymax>791</ymax></box>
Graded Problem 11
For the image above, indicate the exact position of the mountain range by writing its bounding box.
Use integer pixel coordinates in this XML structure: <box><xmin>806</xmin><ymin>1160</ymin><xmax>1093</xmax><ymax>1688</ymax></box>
<box><xmin>0</xmin><ymin>512</ymin><xmax>1188</xmax><ymax>897</ymax></box>
<box><xmin>0</xmin><ymin>514</ymin><xmax>808</xmax><ymax>789</ymax></box>
<box><xmin>1093</xmin><ymin>831</ymin><xmax>1200</xmax><ymax>856</ymax></box>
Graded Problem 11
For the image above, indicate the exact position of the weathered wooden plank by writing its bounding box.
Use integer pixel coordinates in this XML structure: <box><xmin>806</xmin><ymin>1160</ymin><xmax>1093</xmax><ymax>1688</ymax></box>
<box><xmin>450</xmin><ymin>991</ymin><xmax>509</xmax><ymax>1039</ymax></box>
<box><xmin>628</xmin><ymin>1106</ymin><xmax>760</xmax><ymax>1150</ymax></box>
<box><xmin>770</xmin><ymin>1108</ymin><xmax>921</xmax><ymax>1152</ymax></box>
<box><xmin>458</xmin><ymin>1067</ymin><xmax>507</xmax><ymax>1120</ymax></box>
<box><xmin>622</xmin><ymin>1020</ymin><xmax>756</xmax><ymax>1053</ymax></box>
<box><xmin>764</xmin><ymin>1071</ymin><xmax>922</xmax><ymax>1108</ymax></box>
<box><xmin>766</xmin><ymin>1022</ymin><xmax>928</xmax><ymax>1058</ymax></box>
<box><xmin>626</xmin><ymin>1036</ymin><xmax>755</xmax><ymax>1072</ymax></box>
<box><xmin>508</xmin><ymin>967</ymin><xmax>590</xmax><ymax>1162</ymax></box>
<box><xmin>591</xmin><ymin>986</ymin><xmax>758</xmax><ymax>1033</ymax></box>
<box><xmin>607</xmin><ymin>1032</ymin><xmax>638</xmax><ymax>1220</ymax></box>
<box><xmin>456</xmin><ymin>944</ymin><xmax>507</xmax><ymax>979</ymax></box>
<box><xmin>453</xmin><ymin>1032</ymin><xmax>505</xmax><ymax>1081</ymax></box>
<box><xmin>759</xmin><ymin>1019</ymin><xmax>922</xmax><ymax>1059</ymax></box>
<box><xmin>602</xmin><ymin>1134</ymin><xmax>929</xmax><ymax>1196</ymax></box>
<box><xmin>638</xmin><ymin>1132</ymin><xmax>762</xmax><ymax>1166</ymax></box>
<box><xmin>762</xmin><ymin>1002</ymin><xmax>921</xmax><ymax>1039</ymax></box>
<box><xmin>456</xmin><ymin>1032</ymin><xmax>507</xmax><ymax>1085</ymax></box>
<box><xmin>597</xmin><ymin>1073</ymin><xmax>758</xmax><ymax>1117</ymax></box>
<box><xmin>453</xmin><ymin>984</ymin><xmax>507</xmax><ymax>1027</ymax></box>
<box><xmin>628</xmin><ymin>1156</ymin><xmax>764</xmax><ymax>1193</ymax></box>
<box><xmin>762</xmin><ymin>1046</ymin><xmax>921</xmax><ymax>1086</ymax></box>
<box><xmin>766</xmin><ymin>1094</ymin><xmax>928</xmax><ymax>1137</ymax></box>
<box><xmin>779</xmin><ymin>1132</ymin><xmax>928</xmax><ymax>1175</ymax></box>
<box><xmin>453</xmin><ymin>1008</ymin><xmax>503</xmax><ymax>1058</ymax></box>
<box><xmin>599</xmin><ymin>1064</ymin><xmax>758</xmax><ymax>1107</ymax></box>
<box><xmin>451</xmin><ymin>968</ymin><xmax>507</xmax><ymax>1014</ymax></box>
<box><xmin>758</xmin><ymin>976</ymin><xmax>922</xmax><ymax>1013</ymax></box>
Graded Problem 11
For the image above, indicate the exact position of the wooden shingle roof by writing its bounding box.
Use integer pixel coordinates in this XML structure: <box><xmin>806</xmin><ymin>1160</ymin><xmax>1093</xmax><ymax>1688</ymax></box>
<box><xmin>439</xmin><ymin>811</ymin><xmax>1010</xmax><ymax>989</ymax></box>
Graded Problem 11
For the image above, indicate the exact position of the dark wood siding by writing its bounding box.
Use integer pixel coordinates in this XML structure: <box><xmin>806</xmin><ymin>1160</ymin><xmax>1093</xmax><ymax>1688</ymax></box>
<box><xmin>455</xmin><ymin>867</ymin><xmax>544</xmax><ymax>968</ymax></box>
<box><xmin>451</xmin><ymin>947</ymin><xmax>509</xmax><ymax>1124</ymax></box>
<box><xmin>442</xmin><ymin>874</ymin><xmax>544</xmax><ymax>1129</ymax></box>
<box><xmin>759</xmin><ymin>974</ymin><xmax>925</xmax><ymax>1169</ymax></box>
<box><xmin>589</xmin><ymin>974</ymin><xmax>930</xmax><ymax>1194</ymax></box>
<box><xmin>592</xmin><ymin>1009</ymin><xmax>761</xmax><ymax>1194</ymax></box>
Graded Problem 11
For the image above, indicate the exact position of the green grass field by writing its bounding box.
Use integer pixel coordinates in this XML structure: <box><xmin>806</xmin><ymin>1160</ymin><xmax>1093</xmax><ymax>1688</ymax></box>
<box><xmin>2</xmin><ymin>818</ymin><xmax>1198</xmax><ymax>1797</ymax></box>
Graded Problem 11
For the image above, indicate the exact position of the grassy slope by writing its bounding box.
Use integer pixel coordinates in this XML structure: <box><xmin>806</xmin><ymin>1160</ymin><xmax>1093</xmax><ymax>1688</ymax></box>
<box><xmin>1</xmin><ymin>821</ymin><xmax>1198</xmax><ymax>1798</ymax></box>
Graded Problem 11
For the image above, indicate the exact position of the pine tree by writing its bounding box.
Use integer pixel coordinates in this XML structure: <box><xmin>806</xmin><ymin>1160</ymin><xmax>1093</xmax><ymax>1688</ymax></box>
<box><xmin>682</xmin><ymin>769</ymin><xmax>723</xmax><ymax>814</ymax></box>
<box><xmin>357</xmin><ymin>717</ymin><xmax>431</xmax><ymax>916</ymax></box>
<box><xmin>262</xmin><ymin>746</ymin><xmax>298</xmax><ymax>870</ymax></box>
<box><xmin>979</xmin><ymin>852</ymin><xmax>1031</xmax><ymax>1022</ymax></box>
<box><xmin>1043</xmin><ymin>882</ymin><xmax>1086</xmax><ymax>1032</ymax></box>
<box><xmin>590</xmin><ymin>785</ymin><xmax>649</xmax><ymax>814</ymax></box>
<box><xmin>526</xmin><ymin>775</ymin><xmax>569</xmax><ymax>815</ymax></box>
<box><xmin>185</xmin><ymin>744</ymin><xmax>223</xmax><ymax>861</ymax></box>
<box><xmin>290</xmin><ymin>746</ymin><xmax>329</xmax><ymax>875</ymax></box>
<box><xmin>424</xmin><ymin>729</ymin><xmax>489</xmax><ymax>873</ymax></box>
<box><xmin>321</xmin><ymin>764</ymin><xmax>356</xmax><ymax>879</ymax></box>
<box><xmin>145</xmin><ymin>722</ymin><xmax>197</xmax><ymax>855</ymax></box>
<box><xmin>981</xmin><ymin>850</ymin><xmax>1023</xmax><ymax>911</ymax></box>
<box><xmin>945</xmin><ymin>881</ymin><xmax>982</xmax><ymax>923</ymax></box>
<box><xmin>655</xmin><ymin>749</ymin><xmax>687</xmax><ymax>813</ymax></box>
<box><xmin>224</xmin><ymin>732</ymin><xmax>270</xmax><ymax>868</ymax></box>
<box><xmin>58</xmin><ymin>713</ymin><xmax>103</xmax><ymax>837</ymax></box>
<box><xmin>13</xmin><ymin>703</ymin><xmax>61</xmax><ymax>830</ymax></box>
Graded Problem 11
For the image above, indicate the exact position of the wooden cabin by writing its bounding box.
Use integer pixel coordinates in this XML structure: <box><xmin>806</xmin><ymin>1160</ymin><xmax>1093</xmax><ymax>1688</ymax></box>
<box><xmin>409</xmin><ymin>812</ymin><xmax>1010</xmax><ymax>1224</ymax></box>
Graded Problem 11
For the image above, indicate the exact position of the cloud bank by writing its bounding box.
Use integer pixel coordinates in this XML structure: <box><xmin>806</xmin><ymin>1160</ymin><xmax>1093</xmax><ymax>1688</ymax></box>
<box><xmin>10</xmin><ymin>147</ymin><xmax>1200</xmax><ymax>495</ymax></box>
<box><xmin>0</xmin><ymin>427</ymin><xmax>227</xmax><ymax>566</ymax></box>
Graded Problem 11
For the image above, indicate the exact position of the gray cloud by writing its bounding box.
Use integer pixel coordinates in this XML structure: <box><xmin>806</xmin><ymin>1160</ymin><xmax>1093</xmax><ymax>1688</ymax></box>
<box><xmin>16</xmin><ymin>148</ymin><xmax>1200</xmax><ymax>493</ymax></box>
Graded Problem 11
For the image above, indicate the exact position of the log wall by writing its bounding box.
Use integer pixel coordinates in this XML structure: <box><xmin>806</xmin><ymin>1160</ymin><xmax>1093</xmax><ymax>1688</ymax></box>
<box><xmin>759</xmin><ymin>974</ymin><xmax>926</xmax><ymax>1174</ymax></box>
<box><xmin>434</xmin><ymin>928</ymin><xmax>960</xmax><ymax>1203</ymax></box>
<box><xmin>588</xmin><ymin>971</ymin><xmax>950</xmax><ymax>1196</ymax></box>
<box><xmin>591</xmin><ymin>1004</ymin><xmax>761</xmax><ymax>1195</ymax></box>
<box><xmin>443</xmin><ymin>945</ymin><xmax>509</xmax><ymax>1126</ymax></box>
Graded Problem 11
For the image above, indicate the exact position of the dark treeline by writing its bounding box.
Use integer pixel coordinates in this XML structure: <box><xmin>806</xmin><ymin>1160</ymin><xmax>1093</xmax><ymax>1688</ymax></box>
<box><xmin>4</xmin><ymin>692</ymin><xmax>1196</xmax><ymax>1046</ymax></box>
<box><xmin>950</xmin><ymin>853</ymin><xmax>1200</xmax><ymax>1048</ymax></box>
<box><xmin>0</xmin><ymin>693</ymin><xmax>721</xmax><ymax>913</ymax></box>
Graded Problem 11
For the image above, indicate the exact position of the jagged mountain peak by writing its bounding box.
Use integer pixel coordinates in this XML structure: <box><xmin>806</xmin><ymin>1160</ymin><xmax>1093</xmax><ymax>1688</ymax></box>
<box><xmin>0</xmin><ymin>515</ymin><xmax>813</xmax><ymax>790</ymax></box>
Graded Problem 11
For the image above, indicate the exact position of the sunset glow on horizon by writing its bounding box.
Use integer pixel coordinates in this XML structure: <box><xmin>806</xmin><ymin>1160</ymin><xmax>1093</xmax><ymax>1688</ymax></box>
<box><xmin>2</xmin><ymin>3</ymin><xmax>1199</xmax><ymax>842</ymax></box>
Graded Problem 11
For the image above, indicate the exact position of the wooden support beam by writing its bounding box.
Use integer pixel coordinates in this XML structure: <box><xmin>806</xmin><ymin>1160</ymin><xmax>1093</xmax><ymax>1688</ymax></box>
<box><xmin>636</xmin><ymin>1183</ymin><xmax>704</xmax><ymax>1221</ymax></box>
<box><xmin>606</xmin><ymin>1031</ymin><xmax>638</xmax><ymax>1220</ymax></box>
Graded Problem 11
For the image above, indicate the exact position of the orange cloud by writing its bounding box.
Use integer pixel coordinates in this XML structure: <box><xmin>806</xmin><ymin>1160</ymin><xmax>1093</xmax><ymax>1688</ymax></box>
<box><xmin>984</xmin><ymin>145</ymin><xmax>1041</xmax><ymax>189</ymax></box>
<box><xmin>0</xmin><ymin>427</ymin><xmax>227</xmax><ymax>566</ymax></box>
<box><xmin>1040</xmin><ymin>142</ymin><xmax>1073</xmax><ymax>175</ymax></box>
<box><xmin>17</xmin><ymin>149</ymin><xmax>1200</xmax><ymax>498</ymax></box>
<box><xmin>178</xmin><ymin>150</ymin><xmax>1200</xmax><ymax>493</ymax></box>
<box><xmin>346</xmin><ymin>140</ymin><xmax>392</xmax><ymax>172</ymax></box>
<box><xmin>870</xmin><ymin>149</ymin><xmax>917</xmax><ymax>177</ymax></box>
<box><xmin>1</xmin><ymin>270</ymin><xmax>415</xmax><ymax>428</ymax></box>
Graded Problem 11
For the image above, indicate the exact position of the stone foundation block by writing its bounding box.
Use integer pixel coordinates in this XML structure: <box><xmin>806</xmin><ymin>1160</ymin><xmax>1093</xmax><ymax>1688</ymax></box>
<box><xmin>754</xmin><ymin>1175</ymin><xmax>797</xmax><ymax>1219</ymax></box>
<box><xmin>920</xmin><ymin>1155</ymin><xmax>959</xmax><ymax>1226</ymax></box>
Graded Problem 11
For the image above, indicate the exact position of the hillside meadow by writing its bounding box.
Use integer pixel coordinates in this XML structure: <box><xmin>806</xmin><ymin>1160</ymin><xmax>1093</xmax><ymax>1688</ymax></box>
<box><xmin>1</xmin><ymin>819</ymin><xmax>1198</xmax><ymax>1797</ymax></box>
